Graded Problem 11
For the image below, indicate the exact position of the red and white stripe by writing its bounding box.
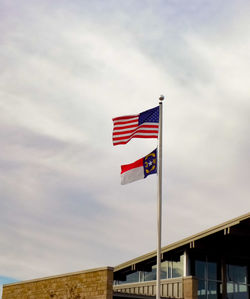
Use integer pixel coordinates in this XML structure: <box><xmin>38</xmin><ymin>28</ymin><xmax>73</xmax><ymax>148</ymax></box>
<box><xmin>120</xmin><ymin>157</ymin><xmax>144</xmax><ymax>185</ymax></box>
<box><xmin>112</xmin><ymin>114</ymin><xmax>159</xmax><ymax>146</ymax></box>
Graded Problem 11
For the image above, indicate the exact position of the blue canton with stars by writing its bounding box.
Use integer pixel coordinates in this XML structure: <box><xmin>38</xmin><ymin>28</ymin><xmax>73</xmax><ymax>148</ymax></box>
<box><xmin>138</xmin><ymin>106</ymin><xmax>159</xmax><ymax>125</ymax></box>
<box><xmin>143</xmin><ymin>148</ymin><xmax>157</xmax><ymax>178</ymax></box>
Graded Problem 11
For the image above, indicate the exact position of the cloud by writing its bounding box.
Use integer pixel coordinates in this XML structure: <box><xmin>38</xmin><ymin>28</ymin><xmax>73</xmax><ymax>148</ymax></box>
<box><xmin>0</xmin><ymin>0</ymin><xmax>249</xmax><ymax>283</ymax></box>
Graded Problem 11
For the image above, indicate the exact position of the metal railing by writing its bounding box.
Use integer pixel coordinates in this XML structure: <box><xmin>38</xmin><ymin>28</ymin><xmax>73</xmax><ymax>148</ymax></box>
<box><xmin>113</xmin><ymin>277</ymin><xmax>183</xmax><ymax>298</ymax></box>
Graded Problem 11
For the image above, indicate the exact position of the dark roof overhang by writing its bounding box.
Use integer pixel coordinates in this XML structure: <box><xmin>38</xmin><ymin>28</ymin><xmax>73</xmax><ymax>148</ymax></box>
<box><xmin>114</xmin><ymin>212</ymin><xmax>250</xmax><ymax>274</ymax></box>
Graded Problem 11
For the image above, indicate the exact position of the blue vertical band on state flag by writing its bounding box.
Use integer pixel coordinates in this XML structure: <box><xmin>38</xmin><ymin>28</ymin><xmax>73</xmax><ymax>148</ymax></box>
<box><xmin>138</xmin><ymin>106</ymin><xmax>159</xmax><ymax>125</ymax></box>
<box><xmin>143</xmin><ymin>148</ymin><xmax>157</xmax><ymax>178</ymax></box>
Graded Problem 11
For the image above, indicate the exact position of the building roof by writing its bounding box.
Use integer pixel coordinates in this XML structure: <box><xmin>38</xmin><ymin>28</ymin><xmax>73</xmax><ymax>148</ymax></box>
<box><xmin>114</xmin><ymin>212</ymin><xmax>250</xmax><ymax>272</ymax></box>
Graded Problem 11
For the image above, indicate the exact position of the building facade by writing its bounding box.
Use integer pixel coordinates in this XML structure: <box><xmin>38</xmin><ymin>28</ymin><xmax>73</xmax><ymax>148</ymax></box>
<box><xmin>2</xmin><ymin>267</ymin><xmax>114</xmax><ymax>299</ymax></box>
<box><xmin>114</xmin><ymin>213</ymin><xmax>250</xmax><ymax>299</ymax></box>
<box><xmin>2</xmin><ymin>213</ymin><xmax>250</xmax><ymax>299</ymax></box>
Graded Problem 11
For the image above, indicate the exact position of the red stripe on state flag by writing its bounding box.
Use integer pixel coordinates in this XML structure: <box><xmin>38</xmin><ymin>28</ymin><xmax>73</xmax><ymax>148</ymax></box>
<box><xmin>121</xmin><ymin>158</ymin><xmax>143</xmax><ymax>174</ymax></box>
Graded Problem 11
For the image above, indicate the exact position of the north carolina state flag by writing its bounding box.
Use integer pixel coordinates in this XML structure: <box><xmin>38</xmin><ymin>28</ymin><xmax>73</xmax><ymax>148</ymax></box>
<box><xmin>120</xmin><ymin>149</ymin><xmax>157</xmax><ymax>185</ymax></box>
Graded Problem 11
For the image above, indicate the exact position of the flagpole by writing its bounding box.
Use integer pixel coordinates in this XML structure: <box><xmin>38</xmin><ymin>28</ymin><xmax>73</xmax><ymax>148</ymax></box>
<box><xmin>156</xmin><ymin>95</ymin><xmax>164</xmax><ymax>299</ymax></box>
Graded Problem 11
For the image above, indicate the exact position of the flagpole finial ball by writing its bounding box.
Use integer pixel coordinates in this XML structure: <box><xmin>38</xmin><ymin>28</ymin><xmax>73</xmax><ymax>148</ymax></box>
<box><xmin>159</xmin><ymin>95</ymin><xmax>164</xmax><ymax>101</ymax></box>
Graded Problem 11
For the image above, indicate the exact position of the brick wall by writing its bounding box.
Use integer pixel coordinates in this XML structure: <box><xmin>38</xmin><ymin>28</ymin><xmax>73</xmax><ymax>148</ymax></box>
<box><xmin>2</xmin><ymin>266</ymin><xmax>113</xmax><ymax>299</ymax></box>
<box><xmin>183</xmin><ymin>276</ymin><xmax>198</xmax><ymax>299</ymax></box>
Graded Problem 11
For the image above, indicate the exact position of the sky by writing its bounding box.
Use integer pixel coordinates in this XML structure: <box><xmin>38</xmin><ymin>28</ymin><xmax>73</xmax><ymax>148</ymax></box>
<box><xmin>0</xmin><ymin>0</ymin><xmax>250</xmax><ymax>295</ymax></box>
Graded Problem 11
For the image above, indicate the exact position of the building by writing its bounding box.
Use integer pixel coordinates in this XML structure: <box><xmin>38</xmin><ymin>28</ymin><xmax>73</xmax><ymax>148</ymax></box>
<box><xmin>2</xmin><ymin>212</ymin><xmax>250</xmax><ymax>299</ymax></box>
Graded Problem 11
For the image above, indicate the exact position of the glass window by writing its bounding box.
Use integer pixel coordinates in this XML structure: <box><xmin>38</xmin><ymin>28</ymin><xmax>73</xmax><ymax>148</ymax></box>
<box><xmin>227</xmin><ymin>282</ymin><xmax>234</xmax><ymax>295</ymax></box>
<box><xmin>144</xmin><ymin>262</ymin><xmax>172</xmax><ymax>281</ymax></box>
<box><xmin>161</xmin><ymin>261</ymin><xmax>168</xmax><ymax>279</ymax></box>
<box><xmin>198</xmin><ymin>280</ymin><xmax>206</xmax><ymax>297</ymax></box>
<box><xmin>125</xmin><ymin>271</ymin><xmax>139</xmax><ymax>283</ymax></box>
<box><xmin>227</xmin><ymin>264</ymin><xmax>247</xmax><ymax>284</ymax></box>
<box><xmin>116</xmin><ymin>252</ymin><xmax>184</xmax><ymax>285</ymax></box>
<box><xmin>207</xmin><ymin>262</ymin><xmax>217</xmax><ymax>281</ymax></box>
<box><xmin>195</xmin><ymin>259</ymin><xmax>220</xmax><ymax>299</ymax></box>
<box><xmin>144</xmin><ymin>253</ymin><xmax>184</xmax><ymax>281</ymax></box>
<box><xmin>239</xmin><ymin>284</ymin><xmax>248</xmax><ymax>293</ymax></box>
<box><xmin>226</xmin><ymin>264</ymin><xmax>249</xmax><ymax>299</ymax></box>
<box><xmin>227</xmin><ymin>283</ymin><xmax>248</xmax><ymax>299</ymax></box>
<box><xmin>173</xmin><ymin>256</ymin><xmax>184</xmax><ymax>278</ymax></box>
<box><xmin>207</xmin><ymin>281</ymin><xmax>218</xmax><ymax>299</ymax></box>
<box><xmin>195</xmin><ymin>260</ymin><xmax>206</xmax><ymax>280</ymax></box>
<box><xmin>144</xmin><ymin>266</ymin><xmax>156</xmax><ymax>281</ymax></box>
<box><xmin>167</xmin><ymin>261</ymin><xmax>172</xmax><ymax>278</ymax></box>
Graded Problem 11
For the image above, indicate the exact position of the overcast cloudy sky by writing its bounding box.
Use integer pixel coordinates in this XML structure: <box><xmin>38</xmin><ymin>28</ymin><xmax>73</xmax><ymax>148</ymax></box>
<box><xmin>0</xmin><ymin>0</ymin><xmax>250</xmax><ymax>295</ymax></box>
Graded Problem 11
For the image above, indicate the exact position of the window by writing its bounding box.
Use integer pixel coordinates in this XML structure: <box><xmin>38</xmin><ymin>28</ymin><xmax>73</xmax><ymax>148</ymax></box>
<box><xmin>226</xmin><ymin>264</ymin><xmax>249</xmax><ymax>299</ymax></box>
<box><xmin>195</xmin><ymin>259</ymin><xmax>221</xmax><ymax>299</ymax></box>
<box><xmin>125</xmin><ymin>271</ymin><xmax>140</xmax><ymax>284</ymax></box>
<box><xmin>115</xmin><ymin>252</ymin><xmax>184</xmax><ymax>284</ymax></box>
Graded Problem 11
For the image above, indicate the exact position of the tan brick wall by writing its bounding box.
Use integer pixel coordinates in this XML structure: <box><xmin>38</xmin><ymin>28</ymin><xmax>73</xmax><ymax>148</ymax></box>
<box><xmin>2</xmin><ymin>266</ymin><xmax>113</xmax><ymax>299</ymax></box>
<box><xmin>183</xmin><ymin>276</ymin><xmax>198</xmax><ymax>299</ymax></box>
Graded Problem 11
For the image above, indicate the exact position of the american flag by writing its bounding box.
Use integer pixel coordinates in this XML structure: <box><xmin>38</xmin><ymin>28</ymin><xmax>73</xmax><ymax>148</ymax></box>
<box><xmin>112</xmin><ymin>106</ymin><xmax>159</xmax><ymax>146</ymax></box>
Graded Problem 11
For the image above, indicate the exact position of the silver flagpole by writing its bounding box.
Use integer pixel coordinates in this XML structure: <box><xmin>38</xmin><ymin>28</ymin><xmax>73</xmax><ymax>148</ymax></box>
<box><xmin>156</xmin><ymin>95</ymin><xmax>164</xmax><ymax>299</ymax></box>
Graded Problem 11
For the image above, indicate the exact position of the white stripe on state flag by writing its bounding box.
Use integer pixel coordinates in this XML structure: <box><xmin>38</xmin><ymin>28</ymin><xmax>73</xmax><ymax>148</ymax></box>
<box><xmin>120</xmin><ymin>148</ymin><xmax>157</xmax><ymax>184</ymax></box>
<box><xmin>121</xmin><ymin>165</ymin><xmax>144</xmax><ymax>185</ymax></box>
